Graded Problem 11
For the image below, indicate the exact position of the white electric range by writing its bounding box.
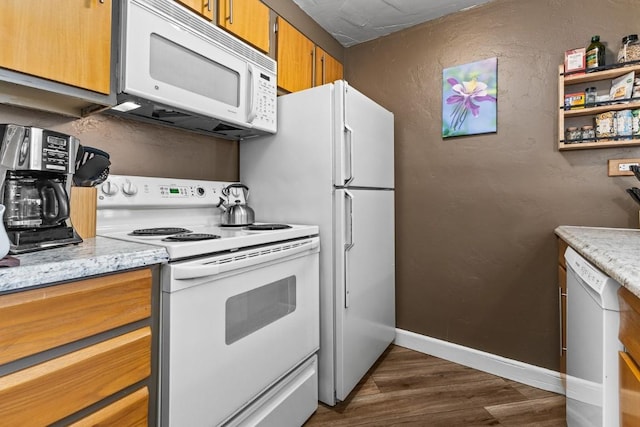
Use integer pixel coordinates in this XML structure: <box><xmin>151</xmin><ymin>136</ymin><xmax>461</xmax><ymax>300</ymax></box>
<box><xmin>96</xmin><ymin>175</ymin><xmax>321</xmax><ymax>426</ymax></box>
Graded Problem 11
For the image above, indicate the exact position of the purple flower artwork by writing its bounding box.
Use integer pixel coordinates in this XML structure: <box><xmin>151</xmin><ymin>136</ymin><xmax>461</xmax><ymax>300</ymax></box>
<box><xmin>442</xmin><ymin>57</ymin><xmax>497</xmax><ymax>137</ymax></box>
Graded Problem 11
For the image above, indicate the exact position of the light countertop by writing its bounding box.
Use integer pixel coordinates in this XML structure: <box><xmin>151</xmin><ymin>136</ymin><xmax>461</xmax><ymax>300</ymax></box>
<box><xmin>0</xmin><ymin>237</ymin><xmax>169</xmax><ymax>293</ymax></box>
<box><xmin>555</xmin><ymin>226</ymin><xmax>640</xmax><ymax>299</ymax></box>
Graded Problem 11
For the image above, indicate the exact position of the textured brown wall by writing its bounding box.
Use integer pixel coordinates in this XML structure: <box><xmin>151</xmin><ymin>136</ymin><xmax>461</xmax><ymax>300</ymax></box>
<box><xmin>0</xmin><ymin>104</ymin><xmax>238</xmax><ymax>181</ymax></box>
<box><xmin>345</xmin><ymin>0</ymin><xmax>640</xmax><ymax>370</ymax></box>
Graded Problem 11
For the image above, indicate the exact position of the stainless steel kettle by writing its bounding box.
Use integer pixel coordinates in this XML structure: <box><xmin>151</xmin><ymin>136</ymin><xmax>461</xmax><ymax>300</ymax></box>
<box><xmin>217</xmin><ymin>183</ymin><xmax>255</xmax><ymax>226</ymax></box>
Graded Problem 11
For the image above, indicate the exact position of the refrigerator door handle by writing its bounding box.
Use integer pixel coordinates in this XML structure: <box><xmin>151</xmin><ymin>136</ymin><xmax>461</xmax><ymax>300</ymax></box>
<box><xmin>344</xmin><ymin>190</ymin><xmax>354</xmax><ymax>308</ymax></box>
<box><xmin>344</xmin><ymin>124</ymin><xmax>354</xmax><ymax>185</ymax></box>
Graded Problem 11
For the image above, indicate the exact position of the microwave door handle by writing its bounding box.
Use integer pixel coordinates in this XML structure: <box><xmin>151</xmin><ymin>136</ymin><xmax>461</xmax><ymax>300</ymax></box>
<box><xmin>247</xmin><ymin>64</ymin><xmax>257</xmax><ymax>124</ymax></box>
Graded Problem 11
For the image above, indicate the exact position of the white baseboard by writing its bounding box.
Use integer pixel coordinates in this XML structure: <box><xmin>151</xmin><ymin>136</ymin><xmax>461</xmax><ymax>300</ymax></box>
<box><xmin>393</xmin><ymin>328</ymin><xmax>565</xmax><ymax>395</ymax></box>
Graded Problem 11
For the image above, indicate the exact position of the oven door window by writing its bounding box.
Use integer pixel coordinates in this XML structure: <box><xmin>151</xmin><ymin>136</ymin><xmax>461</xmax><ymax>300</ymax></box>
<box><xmin>225</xmin><ymin>276</ymin><xmax>296</xmax><ymax>345</ymax></box>
<box><xmin>149</xmin><ymin>34</ymin><xmax>240</xmax><ymax>107</ymax></box>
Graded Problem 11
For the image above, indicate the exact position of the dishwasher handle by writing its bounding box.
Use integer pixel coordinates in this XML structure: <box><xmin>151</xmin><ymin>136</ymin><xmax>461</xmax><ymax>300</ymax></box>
<box><xmin>172</xmin><ymin>238</ymin><xmax>319</xmax><ymax>280</ymax></box>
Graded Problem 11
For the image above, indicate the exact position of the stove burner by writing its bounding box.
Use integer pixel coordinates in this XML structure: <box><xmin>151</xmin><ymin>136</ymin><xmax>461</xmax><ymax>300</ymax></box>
<box><xmin>162</xmin><ymin>233</ymin><xmax>221</xmax><ymax>242</ymax></box>
<box><xmin>246</xmin><ymin>224</ymin><xmax>292</xmax><ymax>231</ymax></box>
<box><xmin>130</xmin><ymin>227</ymin><xmax>192</xmax><ymax>236</ymax></box>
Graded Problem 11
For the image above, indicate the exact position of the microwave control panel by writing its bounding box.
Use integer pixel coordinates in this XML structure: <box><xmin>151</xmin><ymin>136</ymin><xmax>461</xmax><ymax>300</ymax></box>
<box><xmin>252</xmin><ymin>71</ymin><xmax>277</xmax><ymax>133</ymax></box>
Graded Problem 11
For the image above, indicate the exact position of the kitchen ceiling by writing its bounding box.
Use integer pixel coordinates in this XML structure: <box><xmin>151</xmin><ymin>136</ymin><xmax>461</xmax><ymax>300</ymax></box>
<box><xmin>291</xmin><ymin>0</ymin><xmax>495</xmax><ymax>47</ymax></box>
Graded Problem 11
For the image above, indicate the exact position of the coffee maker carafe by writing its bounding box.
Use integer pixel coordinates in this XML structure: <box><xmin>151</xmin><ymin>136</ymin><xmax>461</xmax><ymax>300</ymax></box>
<box><xmin>0</xmin><ymin>124</ymin><xmax>82</xmax><ymax>253</ymax></box>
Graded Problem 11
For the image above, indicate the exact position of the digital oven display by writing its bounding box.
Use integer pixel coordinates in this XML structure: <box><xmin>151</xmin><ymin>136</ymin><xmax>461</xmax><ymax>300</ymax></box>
<box><xmin>160</xmin><ymin>185</ymin><xmax>188</xmax><ymax>198</ymax></box>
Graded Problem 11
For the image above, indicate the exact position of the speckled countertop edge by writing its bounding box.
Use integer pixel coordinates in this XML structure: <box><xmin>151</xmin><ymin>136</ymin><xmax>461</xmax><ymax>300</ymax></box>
<box><xmin>555</xmin><ymin>226</ymin><xmax>640</xmax><ymax>299</ymax></box>
<box><xmin>0</xmin><ymin>236</ymin><xmax>169</xmax><ymax>293</ymax></box>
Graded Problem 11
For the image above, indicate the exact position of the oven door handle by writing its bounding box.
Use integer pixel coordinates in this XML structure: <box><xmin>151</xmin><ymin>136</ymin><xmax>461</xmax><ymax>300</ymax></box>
<box><xmin>172</xmin><ymin>239</ymin><xmax>319</xmax><ymax>280</ymax></box>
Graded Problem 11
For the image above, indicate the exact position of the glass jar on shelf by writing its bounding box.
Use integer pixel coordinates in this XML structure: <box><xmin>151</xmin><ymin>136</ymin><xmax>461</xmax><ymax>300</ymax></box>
<box><xmin>585</xmin><ymin>87</ymin><xmax>597</xmax><ymax>106</ymax></box>
<box><xmin>565</xmin><ymin>127</ymin><xmax>582</xmax><ymax>142</ymax></box>
<box><xmin>627</xmin><ymin>35</ymin><xmax>640</xmax><ymax>62</ymax></box>
<box><xmin>581</xmin><ymin>125</ymin><xmax>595</xmax><ymax>141</ymax></box>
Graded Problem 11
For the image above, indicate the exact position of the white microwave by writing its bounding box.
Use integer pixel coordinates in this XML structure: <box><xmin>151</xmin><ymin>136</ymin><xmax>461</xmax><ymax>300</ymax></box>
<box><xmin>110</xmin><ymin>0</ymin><xmax>277</xmax><ymax>140</ymax></box>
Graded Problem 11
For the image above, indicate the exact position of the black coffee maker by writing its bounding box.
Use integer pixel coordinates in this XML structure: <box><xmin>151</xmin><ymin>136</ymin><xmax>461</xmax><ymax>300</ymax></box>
<box><xmin>0</xmin><ymin>124</ymin><xmax>82</xmax><ymax>253</ymax></box>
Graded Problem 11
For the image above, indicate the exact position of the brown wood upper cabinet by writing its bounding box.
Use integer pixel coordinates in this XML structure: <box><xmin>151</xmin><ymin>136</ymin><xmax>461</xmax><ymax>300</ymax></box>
<box><xmin>217</xmin><ymin>0</ymin><xmax>270</xmax><ymax>53</ymax></box>
<box><xmin>276</xmin><ymin>17</ymin><xmax>344</xmax><ymax>93</ymax></box>
<box><xmin>1</xmin><ymin>0</ymin><xmax>112</xmax><ymax>95</ymax></box>
<box><xmin>315</xmin><ymin>46</ymin><xmax>344</xmax><ymax>87</ymax></box>
<box><xmin>175</xmin><ymin>0</ymin><xmax>214</xmax><ymax>20</ymax></box>
<box><xmin>276</xmin><ymin>17</ymin><xmax>315</xmax><ymax>93</ymax></box>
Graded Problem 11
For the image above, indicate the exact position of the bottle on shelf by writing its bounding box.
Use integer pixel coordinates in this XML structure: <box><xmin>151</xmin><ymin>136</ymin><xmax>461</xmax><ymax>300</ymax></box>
<box><xmin>586</xmin><ymin>35</ymin><xmax>606</xmax><ymax>70</ymax></box>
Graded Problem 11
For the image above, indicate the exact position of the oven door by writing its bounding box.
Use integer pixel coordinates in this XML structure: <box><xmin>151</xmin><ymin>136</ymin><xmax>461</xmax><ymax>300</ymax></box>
<box><xmin>159</xmin><ymin>238</ymin><xmax>320</xmax><ymax>426</ymax></box>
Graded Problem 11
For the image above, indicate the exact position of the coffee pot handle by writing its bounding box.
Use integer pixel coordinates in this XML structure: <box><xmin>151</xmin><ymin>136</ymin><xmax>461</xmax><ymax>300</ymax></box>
<box><xmin>39</xmin><ymin>180</ymin><xmax>70</xmax><ymax>223</ymax></box>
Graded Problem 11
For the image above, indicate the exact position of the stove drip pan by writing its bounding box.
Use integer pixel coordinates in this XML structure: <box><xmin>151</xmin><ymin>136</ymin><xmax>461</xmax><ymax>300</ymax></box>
<box><xmin>130</xmin><ymin>227</ymin><xmax>192</xmax><ymax>236</ymax></box>
<box><xmin>162</xmin><ymin>233</ymin><xmax>221</xmax><ymax>242</ymax></box>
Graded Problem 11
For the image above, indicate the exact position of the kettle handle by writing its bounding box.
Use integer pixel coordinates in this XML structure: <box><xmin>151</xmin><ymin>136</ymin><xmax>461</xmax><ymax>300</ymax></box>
<box><xmin>223</xmin><ymin>183</ymin><xmax>249</xmax><ymax>198</ymax></box>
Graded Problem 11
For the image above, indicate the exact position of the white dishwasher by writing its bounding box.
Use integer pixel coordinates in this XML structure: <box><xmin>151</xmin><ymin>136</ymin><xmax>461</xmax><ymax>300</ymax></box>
<box><xmin>565</xmin><ymin>247</ymin><xmax>623</xmax><ymax>427</ymax></box>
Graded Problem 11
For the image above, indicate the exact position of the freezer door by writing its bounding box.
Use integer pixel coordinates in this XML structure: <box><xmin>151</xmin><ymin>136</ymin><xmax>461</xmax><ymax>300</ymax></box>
<box><xmin>334</xmin><ymin>188</ymin><xmax>395</xmax><ymax>401</ymax></box>
<box><xmin>334</xmin><ymin>81</ymin><xmax>394</xmax><ymax>189</ymax></box>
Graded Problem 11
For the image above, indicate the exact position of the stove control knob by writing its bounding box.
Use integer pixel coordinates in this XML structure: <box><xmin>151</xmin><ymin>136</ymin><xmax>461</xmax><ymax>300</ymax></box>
<box><xmin>101</xmin><ymin>181</ymin><xmax>119</xmax><ymax>196</ymax></box>
<box><xmin>196</xmin><ymin>187</ymin><xmax>205</xmax><ymax>197</ymax></box>
<box><xmin>121</xmin><ymin>181</ymin><xmax>138</xmax><ymax>196</ymax></box>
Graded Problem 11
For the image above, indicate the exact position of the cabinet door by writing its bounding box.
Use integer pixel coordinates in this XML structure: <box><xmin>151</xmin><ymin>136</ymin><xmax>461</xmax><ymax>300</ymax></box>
<box><xmin>217</xmin><ymin>0</ymin><xmax>270</xmax><ymax>53</ymax></box>
<box><xmin>619</xmin><ymin>352</ymin><xmax>640</xmax><ymax>426</ymax></box>
<box><xmin>558</xmin><ymin>238</ymin><xmax>568</xmax><ymax>378</ymax></box>
<box><xmin>619</xmin><ymin>286</ymin><xmax>640</xmax><ymax>357</ymax></box>
<box><xmin>1</xmin><ymin>0</ymin><xmax>112</xmax><ymax>94</ymax></box>
<box><xmin>175</xmin><ymin>0</ymin><xmax>213</xmax><ymax>20</ymax></box>
<box><xmin>315</xmin><ymin>47</ymin><xmax>344</xmax><ymax>86</ymax></box>
<box><xmin>276</xmin><ymin>17</ymin><xmax>314</xmax><ymax>93</ymax></box>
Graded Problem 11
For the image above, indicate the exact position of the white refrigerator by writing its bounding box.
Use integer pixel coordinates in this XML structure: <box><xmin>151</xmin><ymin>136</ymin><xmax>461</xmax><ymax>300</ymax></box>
<box><xmin>240</xmin><ymin>80</ymin><xmax>395</xmax><ymax>406</ymax></box>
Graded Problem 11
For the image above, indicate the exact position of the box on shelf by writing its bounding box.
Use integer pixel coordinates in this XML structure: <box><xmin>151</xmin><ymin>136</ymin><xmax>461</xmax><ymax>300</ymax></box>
<box><xmin>610</xmin><ymin>71</ymin><xmax>635</xmax><ymax>102</ymax></box>
<box><xmin>564</xmin><ymin>48</ymin><xmax>586</xmax><ymax>74</ymax></box>
<box><xmin>564</xmin><ymin>92</ymin><xmax>586</xmax><ymax>110</ymax></box>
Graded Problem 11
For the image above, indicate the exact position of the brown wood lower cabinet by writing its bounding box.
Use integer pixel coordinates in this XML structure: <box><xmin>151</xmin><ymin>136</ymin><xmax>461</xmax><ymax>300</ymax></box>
<box><xmin>619</xmin><ymin>352</ymin><xmax>640</xmax><ymax>426</ymax></box>
<box><xmin>557</xmin><ymin>238</ymin><xmax>568</xmax><ymax>380</ymax></box>
<box><xmin>618</xmin><ymin>286</ymin><xmax>640</xmax><ymax>426</ymax></box>
<box><xmin>0</xmin><ymin>268</ymin><xmax>156</xmax><ymax>426</ymax></box>
<box><xmin>70</xmin><ymin>387</ymin><xmax>150</xmax><ymax>427</ymax></box>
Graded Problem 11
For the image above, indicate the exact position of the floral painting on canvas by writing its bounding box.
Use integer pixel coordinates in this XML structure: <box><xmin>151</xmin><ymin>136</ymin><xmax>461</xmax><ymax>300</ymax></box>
<box><xmin>442</xmin><ymin>57</ymin><xmax>497</xmax><ymax>138</ymax></box>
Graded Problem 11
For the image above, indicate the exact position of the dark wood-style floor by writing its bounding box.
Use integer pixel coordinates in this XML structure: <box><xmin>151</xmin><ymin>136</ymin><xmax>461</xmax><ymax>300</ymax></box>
<box><xmin>304</xmin><ymin>345</ymin><xmax>566</xmax><ymax>426</ymax></box>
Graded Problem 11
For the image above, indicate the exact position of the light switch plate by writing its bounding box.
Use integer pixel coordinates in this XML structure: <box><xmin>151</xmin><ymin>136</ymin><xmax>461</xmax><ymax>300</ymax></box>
<box><xmin>608</xmin><ymin>158</ymin><xmax>640</xmax><ymax>176</ymax></box>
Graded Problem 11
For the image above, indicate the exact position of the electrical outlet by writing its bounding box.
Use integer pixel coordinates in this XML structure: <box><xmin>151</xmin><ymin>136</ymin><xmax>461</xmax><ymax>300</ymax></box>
<box><xmin>619</xmin><ymin>162</ymin><xmax>639</xmax><ymax>171</ymax></box>
<box><xmin>608</xmin><ymin>158</ymin><xmax>640</xmax><ymax>176</ymax></box>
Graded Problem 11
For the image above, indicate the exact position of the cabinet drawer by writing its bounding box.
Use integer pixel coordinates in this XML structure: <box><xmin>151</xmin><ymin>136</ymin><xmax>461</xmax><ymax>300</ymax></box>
<box><xmin>619</xmin><ymin>351</ymin><xmax>640</xmax><ymax>426</ymax></box>
<box><xmin>619</xmin><ymin>287</ymin><xmax>640</xmax><ymax>362</ymax></box>
<box><xmin>70</xmin><ymin>386</ymin><xmax>149</xmax><ymax>427</ymax></box>
<box><xmin>0</xmin><ymin>327</ymin><xmax>151</xmax><ymax>426</ymax></box>
<box><xmin>0</xmin><ymin>269</ymin><xmax>151</xmax><ymax>365</ymax></box>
